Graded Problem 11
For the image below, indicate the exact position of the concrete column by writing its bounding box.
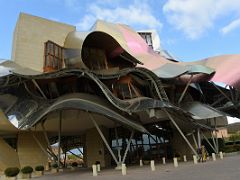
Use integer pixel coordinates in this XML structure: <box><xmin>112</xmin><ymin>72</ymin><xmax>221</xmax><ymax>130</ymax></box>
<box><xmin>183</xmin><ymin>155</ymin><xmax>187</xmax><ymax>162</ymax></box>
<box><xmin>162</xmin><ymin>157</ymin><xmax>166</xmax><ymax>165</ymax></box>
<box><xmin>212</xmin><ymin>153</ymin><xmax>216</xmax><ymax>161</ymax></box>
<box><xmin>92</xmin><ymin>164</ymin><xmax>97</xmax><ymax>176</ymax></box>
<box><xmin>122</xmin><ymin>164</ymin><xmax>127</xmax><ymax>175</ymax></box>
<box><xmin>173</xmin><ymin>158</ymin><xmax>178</xmax><ymax>167</ymax></box>
<box><xmin>219</xmin><ymin>151</ymin><xmax>223</xmax><ymax>160</ymax></box>
<box><xmin>140</xmin><ymin>159</ymin><xmax>143</xmax><ymax>166</ymax></box>
<box><xmin>85</xmin><ymin>127</ymin><xmax>111</xmax><ymax>168</ymax></box>
<box><xmin>193</xmin><ymin>155</ymin><xmax>198</xmax><ymax>164</ymax></box>
<box><xmin>197</xmin><ymin>128</ymin><xmax>201</xmax><ymax>149</ymax></box>
<box><xmin>97</xmin><ymin>164</ymin><xmax>101</xmax><ymax>172</ymax></box>
<box><xmin>150</xmin><ymin>160</ymin><xmax>155</xmax><ymax>171</ymax></box>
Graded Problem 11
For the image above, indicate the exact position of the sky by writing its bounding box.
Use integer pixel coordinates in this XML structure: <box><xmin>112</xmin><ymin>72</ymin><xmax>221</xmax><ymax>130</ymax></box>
<box><xmin>0</xmin><ymin>0</ymin><xmax>240</xmax><ymax>124</ymax></box>
<box><xmin>1</xmin><ymin>0</ymin><xmax>240</xmax><ymax>61</ymax></box>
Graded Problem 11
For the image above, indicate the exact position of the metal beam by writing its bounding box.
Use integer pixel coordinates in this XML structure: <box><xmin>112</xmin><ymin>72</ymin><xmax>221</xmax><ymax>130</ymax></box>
<box><xmin>77</xmin><ymin>148</ymin><xmax>83</xmax><ymax>155</ymax></box>
<box><xmin>201</xmin><ymin>131</ymin><xmax>217</xmax><ymax>153</ymax></box>
<box><xmin>164</xmin><ymin>110</ymin><xmax>198</xmax><ymax>157</ymax></box>
<box><xmin>58</xmin><ymin>111</ymin><xmax>62</xmax><ymax>168</ymax></box>
<box><xmin>122</xmin><ymin>131</ymin><xmax>134</xmax><ymax>164</ymax></box>
<box><xmin>197</xmin><ymin>128</ymin><xmax>201</xmax><ymax>149</ymax></box>
<box><xmin>114</xmin><ymin>127</ymin><xmax>122</xmax><ymax>163</ymax></box>
<box><xmin>46</xmin><ymin>148</ymin><xmax>59</xmax><ymax>162</ymax></box>
<box><xmin>40</xmin><ymin>123</ymin><xmax>59</xmax><ymax>162</ymax></box>
<box><xmin>32</xmin><ymin>79</ymin><xmax>48</xmax><ymax>99</ymax></box>
<box><xmin>89</xmin><ymin>113</ymin><xmax>119</xmax><ymax>165</ymax></box>
<box><xmin>210</xmin><ymin>96</ymin><xmax>225</xmax><ymax>107</ymax></box>
<box><xmin>229</xmin><ymin>86</ymin><xmax>235</xmax><ymax>102</ymax></box>
<box><xmin>192</xmin><ymin>134</ymin><xmax>198</xmax><ymax>149</ymax></box>
<box><xmin>178</xmin><ymin>75</ymin><xmax>193</xmax><ymax>104</ymax></box>
<box><xmin>31</xmin><ymin>131</ymin><xmax>52</xmax><ymax>159</ymax></box>
<box><xmin>68</xmin><ymin>150</ymin><xmax>82</xmax><ymax>159</ymax></box>
<box><xmin>41</xmin><ymin>121</ymin><xmax>51</xmax><ymax>147</ymax></box>
<box><xmin>211</xmin><ymin>82</ymin><xmax>232</xmax><ymax>103</ymax></box>
<box><xmin>211</xmin><ymin>131</ymin><xmax>218</xmax><ymax>153</ymax></box>
<box><xmin>214</xmin><ymin>118</ymin><xmax>219</xmax><ymax>153</ymax></box>
<box><xmin>64</xmin><ymin>151</ymin><xmax>67</xmax><ymax>167</ymax></box>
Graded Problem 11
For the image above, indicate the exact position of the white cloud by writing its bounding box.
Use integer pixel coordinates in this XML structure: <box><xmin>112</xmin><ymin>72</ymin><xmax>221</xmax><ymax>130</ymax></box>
<box><xmin>75</xmin><ymin>0</ymin><xmax>162</xmax><ymax>31</ymax></box>
<box><xmin>220</xmin><ymin>18</ymin><xmax>240</xmax><ymax>34</ymax></box>
<box><xmin>163</xmin><ymin>0</ymin><xmax>240</xmax><ymax>39</ymax></box>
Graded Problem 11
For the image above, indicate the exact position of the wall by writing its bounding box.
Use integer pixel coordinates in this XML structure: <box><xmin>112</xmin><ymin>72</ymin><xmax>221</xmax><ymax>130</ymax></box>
<box><xmin>17</xmin><ymin>131</ymin><xmax>48</xmax><ymax>169</ymax></box>
<box><xmin>171</xmin><ymin>131</ymin><xmax>197</xmax><ymax>160</ymax></box>
<box><xmin>0</xmin><ymin>137</ymin><xmax>20</xmax><ymax>171</ymax></box>
<box><xmin>85</xmin><ymin>127</ymin><xmax>111</xmax><ymax>168</ymax></box>
<box><xmin>11</xmin><ymin>13</ymin><xmax>75</xmax><ymax>72</ymax></box>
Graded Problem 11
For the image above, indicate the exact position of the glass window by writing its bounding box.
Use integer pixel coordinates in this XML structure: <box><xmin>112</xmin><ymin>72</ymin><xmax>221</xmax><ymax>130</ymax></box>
<box><xmin>149</xmin><ymin>135</ymin><xmax>157</xmax><ymax>144</ymax></box>
<box><xmin>143</xmin><ymin>134</ymin><xmax>149</xmax><ymax>144</ymax></box>
<box><xmin>44</xmin><ymin>41</ymin><xmax>63</xmax><ymax>72</ymax></box>
<box><xmin>138</xmin><ymin>32</ymin><xmax>153</xmax><ymax>49</ymax></box>
<box><xmin>143</xmin><ymin>145</ymin><xmax>150</xmax><ymax>152</ymax></box>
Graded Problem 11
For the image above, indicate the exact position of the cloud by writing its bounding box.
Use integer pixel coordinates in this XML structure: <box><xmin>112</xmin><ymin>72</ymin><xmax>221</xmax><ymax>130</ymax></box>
<box><xmin>75</xmin><ymin>0</ymin><xmax>162</xmax><ymax>31</ymax></box>
<box><xmin>163</xmin><ymin>0</ymin><xmax>240</xmax><ymax>39</ymax></box>
<box><xmin>220</xmin><ymin>18</ymin><xmax>240</xmax><ymax>34</ymax></box>
<box><xmin>63</xmin><ymin>0</ymin><xmax>82</xmax><ymax>11</ymax></box>
<box><xmin>64</xmin><ymin>0</ymin><xmax>79</xmax><ymax>8</ymax></box>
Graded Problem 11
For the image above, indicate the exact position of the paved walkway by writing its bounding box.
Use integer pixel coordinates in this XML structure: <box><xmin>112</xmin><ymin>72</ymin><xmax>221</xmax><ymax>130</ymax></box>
<box><xmin>38</xmin><ymin>155</ymin><xmax>240</xmax><ymax>180</ymax></box>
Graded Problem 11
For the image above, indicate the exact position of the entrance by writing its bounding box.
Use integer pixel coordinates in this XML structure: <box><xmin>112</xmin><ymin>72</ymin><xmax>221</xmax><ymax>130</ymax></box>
<box><xmin>109</xmin><ymin>121</ymin><xmax>173</xmax><ymax>165</ymax></box>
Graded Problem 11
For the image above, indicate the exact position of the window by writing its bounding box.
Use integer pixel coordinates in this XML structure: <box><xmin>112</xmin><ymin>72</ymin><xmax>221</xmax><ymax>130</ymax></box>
<box><xmin>138</xmin><ymin>32</ymin><xmax>153</xmax><ymax>49</ymax></box>
<box><xmin>44</xmin><ymin>41</ymin><xmax>64</xmax><ymax>72</ymax></box>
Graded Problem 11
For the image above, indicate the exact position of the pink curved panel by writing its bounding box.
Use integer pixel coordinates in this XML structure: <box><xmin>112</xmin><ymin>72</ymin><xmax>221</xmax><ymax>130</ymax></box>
<box><xmin>91</xmin><ymin>20</ymin><xmax>240</xmax><ymax>89</ymax></box>
<box><xmin>118</xmin><ymin>24</ymin><xmax>240</xmax><ymax>88</ymax></box>
<box><xmin>184</xmin><ymin>55</ymin><xmax>240</xmax><ymax>88</ymax></box>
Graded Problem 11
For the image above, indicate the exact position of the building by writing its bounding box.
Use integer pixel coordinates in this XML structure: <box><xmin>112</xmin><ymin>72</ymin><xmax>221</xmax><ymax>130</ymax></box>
<box><xmin>0</xmin><ymin>13</ymin><xmax>240</xmax><ymax>171</ymax></box>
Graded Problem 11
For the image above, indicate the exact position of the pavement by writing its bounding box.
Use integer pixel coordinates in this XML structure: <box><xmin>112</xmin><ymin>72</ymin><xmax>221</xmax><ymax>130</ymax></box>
<box><xmin>36</xmin><ymin>155</ymin><xmax>240</xmax><ymax>180</ymax></box>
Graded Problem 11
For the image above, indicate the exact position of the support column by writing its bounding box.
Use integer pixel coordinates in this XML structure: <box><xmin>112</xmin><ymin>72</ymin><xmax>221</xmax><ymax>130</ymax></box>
<box><xmin>89</xmin><ymin>113</ymin><xmax>118</xmax><ymax>167</ymax></box>
<box><xmin>58</xmin><ymin>111</ymin><xmax>62</xmax><ymax>168</ymax></box>
<box><xmin>214</xmin><ymin>119</ymin><xmax>219</xmax><ymax>153</ymax></box>
<box><xmin>115</xmin><ymin>127</ymin><xmax>122</xmax><ymax>163</ymax></box>
<box><xmin>164</xmin><ymin>110</ymin><xmax>198</xmax><ymax>157</ymax></box>
<box><xmin>211</xmin><ymin>131</ymin><xmax>218</xmax><ymax>153</ymax></box>
<box><xmin>197</xmin><ymin>128</ymin><xmax>201</xmax><ymax>149</ymax></box>
<box><xmin>41</xmin><ymin>121</ymin><xmax>58</xmax><ymax>162</ymax></box>
<box><xmin>201</xmin><ymin>131</ymin><xmax>217</xmax><ymax>153</ymax></box>
<box><xmin>178</xmin><ymin>75</ymin><xmax>193</xmax><ymax>104</ymax></box>
<box><xmin>122</xmin><ymin>131</ymin><xmax>134</xmax><ymax>164</ymax></box>
<box><xmin>192</xmin><ymin>134</ymin><xmax>198</xmax><ymax>149</ymax></box>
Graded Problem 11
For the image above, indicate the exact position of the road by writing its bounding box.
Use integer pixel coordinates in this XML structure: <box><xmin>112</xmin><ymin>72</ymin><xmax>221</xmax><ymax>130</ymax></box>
<box><xmin>37</xmin><ymin>155</ymin><xmax>240</xmax><ymax>180</ymax></box>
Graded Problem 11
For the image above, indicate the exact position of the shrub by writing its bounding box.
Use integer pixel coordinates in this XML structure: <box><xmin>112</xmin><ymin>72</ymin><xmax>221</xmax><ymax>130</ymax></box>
<box><xmin>72</xmin><ymin>162</ymin><xmax>78</xmax><ymax>167</ymax></box>
<box><xmin>35</xmin><ymin>165</ymin><xmax>44</xmax><ymax>171</ymax></box>
<box><xmin>21</xmin><ymin>166</ymin><xmax>33</xmax><ymax>174</ymax></box>
<box><xmin>52</xmin><ymin>163</ymin><xmax>58</xmax><ymax>169</ymax></box>
<box><xmin>4</xmin><ymin>167</ymin><xmax>20</xmax><ymax>177</ymax></box>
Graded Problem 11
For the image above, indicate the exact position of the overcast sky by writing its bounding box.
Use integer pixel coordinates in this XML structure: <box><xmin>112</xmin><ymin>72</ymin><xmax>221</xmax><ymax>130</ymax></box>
<box><xmin>1</xmin><ymin>0</ymin><xmax>240</xmax><ymax>61</ymax></box>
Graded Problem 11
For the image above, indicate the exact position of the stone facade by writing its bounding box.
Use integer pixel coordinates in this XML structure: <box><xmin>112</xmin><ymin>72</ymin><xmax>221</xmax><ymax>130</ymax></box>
<box><xmin>11</xmin><ymin>13</ymin><xmax>75</xmax><ymax>72</ymax></box>
<box><xmin>17</xmin><ymin>131</ymin><xmax>48</xmax><ymax>169</ymax></box>
<box><xmin>0</xmin><ymin>137</ymin><xmax>20</xmax><ymax>171</ymax></box>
